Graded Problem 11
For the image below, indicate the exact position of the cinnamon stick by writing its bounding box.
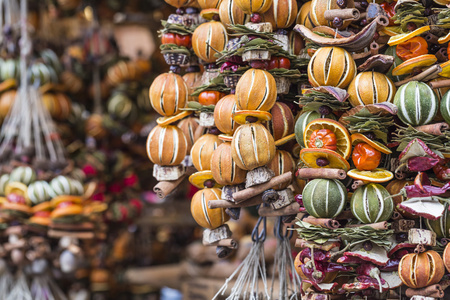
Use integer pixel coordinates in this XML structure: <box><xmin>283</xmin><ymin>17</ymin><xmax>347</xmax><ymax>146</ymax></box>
<box><xmin>395</xmin><ymin>64</ymin><xmax>442</xmax><ymax>87</ymax></box>
<box><xmin>302</xmin><ymin>216</ymin><xmax>340</xmax><ymax>229</ymax></box>
<box><xmin>295</xmin><ymin>239</ymin><xmax>341</xmax><ymax>251</ymax></box>
<box><xmin>391</xmin><ymin>211</ymin><xmax>402</xmax><ymax>220</ymax></box>
<box><xmin>208</xmin><ymin>195</ymin><xmax>262</xmax><ymax>209</ymax></box>
<box><xmin>345</xmin><ymin>221</ymin><xmax>388</xmax><ymax>230</ymax></box>
<box><xmin>370</xmin><ymin>41</ymin><xmax>379</xmax><ymax>56</ymax></box>
<box><xmin>352</xmin><ymin>180</ymin><xmax>364</xmax><ymax>190</ymax></box>
<box><xmin>324</xmin><ymin>8</ymin><xmax>360</xmax><ymax>21</ymax></box>
<box><xmin>429</xmin><ymin>79</ymin><xmax>450</xmax><ymax>89</ymax></box>
<box><xmin>258</xmin><ymin>201</ymin><xmax>300</xmax><ymax>217</ymax></box>
<box><xmin>439</xmin><ymin>280</ymin><xmax>450</xmax><ymax>291</ymax></box>
<box><xmin>232</xmin><ymin>172</ymin><xmax>292</xmax><ymax>203</ymax></box>
<box><xmin>414</xmin><ymin>244</ymin><xmax>426</xmax><ymax>254</ymax></box>
<box><xmin>415</xmin><ymin>122</ymin><xmax>449</xmax><ymax>136</ymax></box>
<box><xmin>217</xmin><ymin>239</ymin><xmax>238</xmax><ymax>249</ymax></box>
<box><xmin>405</xmin><ymin>285</ymin><xmax>444</xmax><ymax>298</ymax></box>
<box><xmin>296</xmin><ymin>168</ymin><xmax>346</xmax><ymax>180</ymax></box>
<box><xmin>153</xmin><ymin>167</ymin><xmax>195</xmax><ymax>199</ymax></box>
<box><xmin>425</xmin><ymin>32</ymin><xmax>439</xmax><ymax>44</ymax></box>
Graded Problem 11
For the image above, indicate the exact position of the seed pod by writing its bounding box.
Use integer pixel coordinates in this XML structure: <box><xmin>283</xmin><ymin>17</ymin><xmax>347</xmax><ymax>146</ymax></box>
<box><xmin>347</xmin><ymin>72</ymin><xmax>396</xmax><ymax>107</ymax></box>
<box><xmin>231</xmin><ymin>123</ymin><xmax>276</xmax><ymax>170</ymax></box>
<box><xmin>263</xmin><ymin>0</ymin><xmax>298</xmax><ymax>30</ymax></box>
<box><xmin>235</xmin><ymin>68</ymin><xmax>277</xmax><ymax>112</ymax></box>
<box><xmin>214</xmin><ymin>94</ymin><xmax>239</xmax><ymax>135</ymax></box>
<box><xmin>178</xmin><ymin>117</ymin><xmax>202</xmax><ymax>152</ymax></box>
<box><xmin>191</xmin><ymin>134</ymin><xmax>222</xmax><ymax>171</ymax></box>
<box><xmin>146</xmin><ymin>125</ymin><xmax>188</xmax><ymax>166</ymax></box>
<box><xmin>211</xmin><ymin>142</ymin><xmax>247</xmax><ymax>185</ymax></box>
<box><xmin>308</xmin><ymin>47</ymin><xmax>356</xmax><ymax>88</ymax></box>
<box><xmin>191</xmin><ymin>188</ymin><xmax>229</xmax><ymax>229</ymax></box>
<box><xmin>234</xmin><ymin>0</ymin><xmax>272</xmax><ymax>14</ymax></box>
<box><xmin>399</xmin><ymin>250</ymin><xmax>445</xmax><ymax>289</ymax></box>
<box><xmin>219</xmin><ymin>0</ymin><xmax>249</xmax><ymax>28</ymax></box>
<box><xmin>266</xmin><ymin>102</ymin><xmax>294</xmax><ymax>141</ymax></box>
<box><xmin>267</xmin><ymin>150</ymin><xmax>295</xmax><ymax>190</ymax></box>
<box><xmin>192</xmin><ymin>21</ymin><xmax>228</xmax><ymax>64</ymax></box>
<box><xmin>149</xmin><ymin>72</ymin><xmax>188</xmax><ymax>117</ymax></box>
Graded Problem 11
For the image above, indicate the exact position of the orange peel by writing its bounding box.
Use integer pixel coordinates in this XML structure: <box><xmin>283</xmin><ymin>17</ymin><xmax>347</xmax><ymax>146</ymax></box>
<box><xmin>351</xmin><ymin>133</ymin><xmax>392</xmax><ymax>154</ymax></box>
<box><xmin>300</xmin><ymin>148</ymin><xmax>350</xmax><ymax>171</ymax></box>
<box><xmin>347</xmin><ymin>168</ymin><xmax>394</xmax><ymax>183</ymax></box>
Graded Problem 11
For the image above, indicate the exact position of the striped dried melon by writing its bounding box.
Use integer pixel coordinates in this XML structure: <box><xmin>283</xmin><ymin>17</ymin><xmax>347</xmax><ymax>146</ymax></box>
<box><xmin>351</xmin><ymin>183</ymin><xmax>393</xmax><ymax>224</ymax></box>
<box><xmin>302</xmin><ymin>178</ymin><xmax>347</xmax><ymax>218</ymax></box>
<box><xmin>394</xmin><ymin>81</ymin><xmax>438</xmax><ymax>126</ymax></box>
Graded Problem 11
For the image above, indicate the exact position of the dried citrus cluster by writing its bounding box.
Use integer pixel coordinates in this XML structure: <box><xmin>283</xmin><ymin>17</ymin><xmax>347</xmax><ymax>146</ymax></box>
<box><xmin>151</xmin><ymin>0</ymin><xmax>450</xmax><ymax>297</ymax></box>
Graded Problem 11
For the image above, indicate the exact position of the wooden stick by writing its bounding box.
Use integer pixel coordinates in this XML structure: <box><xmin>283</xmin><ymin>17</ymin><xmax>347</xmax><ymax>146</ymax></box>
<box><xmin>258</xmin><ymin>202</ymin><xmax>300</xmax><ymax>217</ymax></box>
<box><xmin>415</xmin><ymin>122</ymin><xmax>449</xmax><ymax>136</ymax></box>
<box><xmin>395</xmin><ymin>65</ymin><xmax>442</xmax><ymax>87</ymax></box>
<box><xmin>153</xmin><ymin>167</ymin><xmax>195</xmax><ymax>199</ymax></box>
<box><xmin>296</xmin><ymin>168</ymin><xmax>346</xmax><ymax>180</ymax></box>
<box><xmin>232</xmin><ymin>172</ymin><xmax>292</xmax><ymax>203</ymax></box>
<box><xmin>324</xmin><ymin>8</ymin><xmax>360</xmax><ymax>21</ymax></box>
<box><xmin>302</xmin><ymin>216</ymin><xmax>340</xmax><ymax>229</ymax></box>
<box><xmin>429</xmin><ymin>79</ymin><xmax>450</xmax><ymax>89</ymax></box>
<box><xmin>208</xmin><ymin>195</ymin><xmax>262</xmax><ymax>209</ymax></box>
<box><xmin>345</xmin><ymin>221</ymin><xmax>388</xmax><ymax>230</ymax></box>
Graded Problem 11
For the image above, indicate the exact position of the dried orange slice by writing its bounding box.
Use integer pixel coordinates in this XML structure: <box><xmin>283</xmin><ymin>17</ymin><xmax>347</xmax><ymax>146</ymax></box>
<box><xmin>439</xmin><ymin>31</ymin><xmax>450</xmax><ymax>44</ymax></box>
<box><xmin>391</xmin><ymin>54</ymin><xmax>437</xmax><ymax>76</ymax></box>
<box><xmin>200</xmin><ymin>8</ymin><xmax>220</xmax><ymax>20</ymax></box>
<box><xmin>300</xmin><ymin>148</ymin><xmax>351</xmax><ymax>171</ymax></box>
<box><xmin>439</xmin><ymin>61</ymin><xmax>450</xmax><ymax>78</ymax></box>
<box><xmin>189</xmin><ymin>170</ymin><xmax>222</xmax><ymax>189</ymax></box>
<box><xmin>347</xmin><ymin>168</ymin><xmax>394</xmax><ymax>183</ymax></box>
<box><xmin>382</xmin><ymin>26</ymin><xmax>403</xmax><ymax>37</ymax></box>
<box><xmin>303</xmin><ymin>118</ymin><xmax>352</xmax><ymax>160</ymax></box>
<box><xmin>233</xmin><ymin>110</ymin><xmax>272</xmax><ymax>124</ymax></box>
<box><xmin>0</xmin><ymin>78</ymin><xmax>16</xmax><ymax>93</ymax></box>
<box><xmin>157</xmin><ymin>111</ymin><xmax>193</xmax><ymax>126</ymax></box>
<box><xmin>218</xmin><ymin>134</ymin><xmax>233</xmax><ymax>142</ymax></box>
<box><xmin>350</xmin><ymin>133</ymin><xmax>392</xmax><ymax>154</ymax></box>
<box><xmin>5</xmin><ymin>182</ymin><xmax>30</xmax><ymax>205</ymax></box>
<box><xmin>387</xmin><ymin>26</ymin><xmax>430</xmax><ymax>46</ymax></box>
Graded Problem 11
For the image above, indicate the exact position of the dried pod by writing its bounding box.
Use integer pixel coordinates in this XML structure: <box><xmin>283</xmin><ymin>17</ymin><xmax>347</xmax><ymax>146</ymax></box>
<box><xmin>149</xmin><ymin>72</ymin><xmax>188</xmax><ymax>117</ymax></box>
<box><xmin>192</xmin><ymin>21</ymin><xmax>228</xmax><ymax>64</ymax></box>
<box><xmin>211</xmin><ymin>142</ymin><xmax>247</xmax><ymax>185</ymax></box>
<box><xmin>231</xmin><ymin>123</ymin><xmax>276</xmax><ymax>170</ymax></box>
<box><xmin>266</xmin><ymin>102</ymin><xmax>294</xmax><ymax>141</ymax></box>
<box><xmin>191</xmin><ymin>188</ymin><xmax>229</xmax><ymax>229</ymax></box>
<box><xmin>347</xmin><ymin>71</ymin><xmax>396</xmax><ymax>107</ymax></box>
<box><xmin>235</xmin><ymin>68</ymin><xmax>277</xmax><ymax>112</ymax></box>
<box><xmin>146</xmin><ymin>125</ymin><xmax>188</xmax><ymax>166</ymax></box>
<box><xmin>219</xmin><ymin>0</ymin><xmax>249</xmax><ymax>28</ymax></box>
<box><xmin>399</xmin><ymin>250</ymin><xmax>445</xmax><ymax>289</ymax></box>
<box><xmin>267</xmin><ymin>150</ymin><xmax>295</xmax><ymax>190</ymax></box>
<box><xmin>263</xmin><ymin>0</ymin><xmax>298</xmax><ymax>30</ymax></box>
<box><xmin>191</xmin><ymin>134</ymin><xmax>222</xmax><ymax>171</ymax></box>
<box><xmin>214</xmin><ymin>94</ymin><xmax>240</xmax><ymax>135</ymax></box>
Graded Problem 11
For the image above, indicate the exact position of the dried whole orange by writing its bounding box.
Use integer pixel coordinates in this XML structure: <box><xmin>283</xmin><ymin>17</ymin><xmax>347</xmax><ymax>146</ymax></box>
<box><xmin>396</xmin><ymin>37</ymin><xmax>428</xmax><ymax>61</ymax></box>
<box><xmin>352</xmin><ymin>143</ymin><xmax>381</xmax><ymax>171</ymax></box>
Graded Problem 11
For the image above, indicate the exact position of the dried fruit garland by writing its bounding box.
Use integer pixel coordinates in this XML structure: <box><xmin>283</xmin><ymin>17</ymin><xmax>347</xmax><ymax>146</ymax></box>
<box><xmin>150</xmin><ymin>0</ymin><xmax>450</xmax><ymax>298</ymax></box>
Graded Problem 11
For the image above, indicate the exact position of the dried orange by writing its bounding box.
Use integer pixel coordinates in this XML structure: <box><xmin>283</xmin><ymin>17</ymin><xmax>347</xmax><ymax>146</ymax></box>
<box><xmin>439</xmin><ymin>61</ymin><xmax>450</xmax><ymax>78</ymax></box>
<box><xmin>391</xmin><ymin>54</ymin><xmax>437</xmax><ymax>76</ymax></box>
<box><xmin>232</xmin><ymin>110</ymin><xmax>272</xmax><ymax>124</ymax></box>
<box><xmin>189</xmin><ymin>170</ymin><xmax>222</xmax><ymax>189</ymax></box>
<box><xmin>156</xmin><ymin>111</ymin><xmax>193</xmax><ymax>126</ymax></box>
<box><xmin>347</xmin><ymin>168</ymin><xmax>394</xmax><ymax>183</ymax></box>
<box><xmin>351</xmin><ymin>133</ymin><xmax>392</xmax><ymax>154</ymax></box>
<box><xmin>303</xmin><ymin>118</ymin><xmax>351</xmax><ymax>160</ymax></box>
<box><xmin>387</xmin><ymin>26</ymin><xmax>430</xmax><ymax>46</ymax></box>
<box><xmin>300</xmin><ymin>148</ymin><xmax>350</xmax><ymax>171</ymax></box>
